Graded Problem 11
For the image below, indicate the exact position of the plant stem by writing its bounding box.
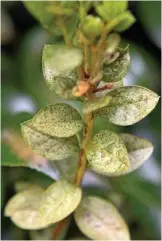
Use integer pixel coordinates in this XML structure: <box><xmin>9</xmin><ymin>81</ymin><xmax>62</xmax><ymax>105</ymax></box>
<box><xmin>74</xmin><ymin>111</ymin><xmax>93</xmax><ymax>186</ymax></box>
<box><xmin>51</xmin><ymin>112</ymin><xmax>93</xmax><ymax>240</ymax></box>
<box><xmin>51</xmin><ymin>217</ymin><xmax>70</xmax><ymax>240</ymax></box>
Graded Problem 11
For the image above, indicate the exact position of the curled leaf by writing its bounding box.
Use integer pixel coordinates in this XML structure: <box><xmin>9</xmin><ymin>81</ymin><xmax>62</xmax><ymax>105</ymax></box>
<box><xmin>86</xmin><ymin>130</ymin><xmax>129</xmax><ymax>175</ymax></box>
<box><xmin>38</xmin><ymin>180</ymin><xmax>82</xmax><ymax>224</ymax></box>
<box><xmin>42</xmin><ymin>44</ymin><xmax>83</xmax><ymax>99</ymax></box>
<box><xmin>103</xmin><ymin>46</ymin><xmax>130</xmax><ymax>82</ymax></box>
<box><xmin>120</xmin><ymin>133</ymin><xmax>154</xmax><ymax>173</ymax></box>
<box><xmin>74</xmin><ymin>195</ymin><xmax>130</xmax><ymax>240</ymax></box>
<box><xmin>32</xmin><ymin>104</ymin><xmax>83</xmax><ymax>138</ymax></box>
<box><xmin>96</xmin><ymin>86</ymin><xmax>160</xmax><ymax>126</ymax></box>
<box><xmin>42</xmin><ymin>44</ymin><xmax>83</xmax><ymax>73</ymax></box>
<box><xmin>21</xmin><ymin>120</ymin><xmax>79</xmax><ymax>160</ymax></box>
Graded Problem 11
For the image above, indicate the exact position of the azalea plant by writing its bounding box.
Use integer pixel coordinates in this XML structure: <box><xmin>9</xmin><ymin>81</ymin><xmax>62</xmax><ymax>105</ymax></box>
<box><xmin>4</xmin><ymin>1</ymin><xmax>159</xmax><ymax>240</ymax></box>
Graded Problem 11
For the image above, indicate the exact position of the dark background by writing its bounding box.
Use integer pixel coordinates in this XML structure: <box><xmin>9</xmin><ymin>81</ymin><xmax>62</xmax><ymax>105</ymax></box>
<box><xmin>1</xmin><ymin>1</ymin><xmax>161</xmax><ymax>240</ymax></box>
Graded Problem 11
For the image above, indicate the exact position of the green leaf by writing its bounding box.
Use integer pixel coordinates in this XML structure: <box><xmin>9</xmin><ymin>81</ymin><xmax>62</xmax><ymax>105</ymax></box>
<box><xmin>86</xmin><ymin>130</ymin><xmax>129</xmax><ymax>175</ymax></box>
<box><xmin>81</xmin><ymin>15</ymin><xmax>104</xmax><ymax>38</ymax></box>
<box><xmin>31</xmin><ymin>103</ymin><xmax>83</xmax><ymax>138</ymax></box>
<box><xmin>83</xmin><ymin>96</ymin><xmax>113</xmax><ymax>114</ymax></box>
<box><xmin>96</xmin><ymin>86</ymin><xmax>159</xmax><ymax>126</ymax></box>
<box><xmin>38</xmin><ymin>180</ymin><xmax>82</xmax><ymax>224</ymax></box>
<box><xmin>74</xmin><ymin>196</ymin><xmax>130</xmax><ymax>240</ymax></box>
<box><xmin>96</xmin><ymin>1</ymin><xmax>128</xmax><ymax>21</ymax></box>
<box><xmin>120</xmin><ymin>133</ymin><xmax>154</xmax><ymax>173</ymax></box>
<box><xmin>103</xmin><ymin>46</ymin><xmax>130</xmax><ymax>82</ymax></box>
<box><xmin>21</xmin><ymin>120</ymin><xmax>79</xmax><ymax>160</ymax></box>
<box><xmin>23</xmin><ymin>2</ymin><xmax>79</xmax><ymax>37</ymax></box>
<box><xmin>42</xmin><ymin>44</ymin><xmax>83</xmax><ymax>73</ymax></box>
<box><xmin>114</xmin><ymin>11</ymin><xmax>136</xmax><ymax>32</ymax></box>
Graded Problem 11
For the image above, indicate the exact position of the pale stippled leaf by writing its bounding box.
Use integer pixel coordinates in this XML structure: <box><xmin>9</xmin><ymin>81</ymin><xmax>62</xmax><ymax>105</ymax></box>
<box><xmin>103</xmin><ymin>46</ymin><xmax>130</xmax><ymax>82</ymax></box>
<box><xmin>42</xmin><ymin>44</ymin><xmax>83</xmax><ymax>99</ymax></box>
<box><xmin>83</xmin><ymin>96</ymin><xmax>112</xmax><ymax>114</ymax></box>
<box><xmin>42</xmin><ymin>44</ymin><xmax>83</xmax><ymax>73</ymax></box>
<box><xmin>96</xmin><ymin>1</ymin><xmax>128</xmax><ymax>21</ymax></box>
<box><xmin>21</xmin><ymin>120</ymin><xmax>79</xmax><ymax>160</ymax></box>
<box><xmin>96</xmin><ymin>86</ymin><xmax>160</xmax><ymax>126</ymax></box>
<box><xmin>38</xmin><ymin>180</ymin><xmax>82</xmax><ymax>224</ymax></box>
<box><xmin>114</xmin><ymin>11</ymin><xmax>136</xmax><ymax>32</ymax></box>
<box><xmin>74</xmin><ymin>196</ymin><xmax>130</xmax><ymax>240</ymax></box>
<box><xmin>10</xmin><ymin>209</ymin><xmax>51</xmax><ymax>230</ymax></box>
<box><xmin>5</xmin><ymin>185</ymin><xmax>57</xmax><ymax>230</ymax></box>
<box><xmin>52</xmin><ymin>154</ymin><xmax>79</xmax><ymax>182</ymax></box>
<box><xmin>5</xmin><ymin>186</ymin><xmax>44</xmax><ymax>217</ymax></box>
<box><xmin>32</xmin><ymin>104</ymin><xmax>83</xmax><ymax>138</ymax></box>
<box><xmin>86</xmin><ymin>130</ymin><xmax>129</xmax><ymax>175</ymax></box>
<box><xmin>120</xmin><ymin>133</ymin><xmax>154</xmax><ymax>173</ymax></box>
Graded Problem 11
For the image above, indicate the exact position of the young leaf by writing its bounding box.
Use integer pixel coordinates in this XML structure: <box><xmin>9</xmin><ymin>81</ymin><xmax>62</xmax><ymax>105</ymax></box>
<box><xmin>23</xmin><ymin>2</ymin><xmax>59</xmax><ymax>35</ymax></box>
<box><xmin>83</xmin><ymin>96</ymin><xmax>113</xmax><ymax>114</ymax></box>
<box><xmin>96</xmin><ymin>86</ymin><xmax>160</xmax><ymax>126</ymax></box>
<box><xmin>114</xmin><ymin>11</ymin><xmax>136</xmax><ymax>32</ymax></box>
<box><xmin>42</xmin><ymin>44</ymin><xmax>83</xmax><ymax>73</ymax></box>
<box><xmin>120</xmin><ymin>133</ymin><xmax>154</xmax><ymax>173</ymax></box>
<box><xmin>23</xmin><ymin>2</ymin><xmax>79</xmax><ymax>38</ymax></box>
<box><xmin>21</xmin><ymin>120</ymin><xmax>79</xmax><ymax>160</ymax></box>
<box><xmin>96</xmin><ymin>1</ymin><xmax>128</xmax><ymax>21</ymax></box>
<box><xmin>32</xmin><ymin>104</ymin><xmax>83</xmax><ymax>138</ymax></box>
<box><xmin>86</xmin><ymin>130</ymin><xmax>129</xmax><ymax>175</ymax></box>
<box><xmin>103</xmin><ymin>46</ymin><xmax>130</xmax><ymax>82</ymax></box>
<box><xmin>74</xmin><ymin>196</ymin><xmax>130</xmax><ymax>240</ymax></box>
<box><xmin>81</xmin><ymin>15</ymin><xmax>104</xmax><ymax>38</ymax></box>
<box><xmin>38</xmin><ymin>180</ymin><xmax>82</xmax><ymax>224</ymax></box>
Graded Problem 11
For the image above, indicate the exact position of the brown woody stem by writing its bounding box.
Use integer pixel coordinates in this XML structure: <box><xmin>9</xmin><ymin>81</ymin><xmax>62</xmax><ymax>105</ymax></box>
<box><xmin>74</xmin><ymin>111</ymin><xmax>93</xmax><ymax>186</ymax></box>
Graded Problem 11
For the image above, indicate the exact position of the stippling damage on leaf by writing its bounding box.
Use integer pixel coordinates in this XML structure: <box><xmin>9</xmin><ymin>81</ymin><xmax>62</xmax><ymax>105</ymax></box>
<box><xmin>21</xmin><ymin>120</ymin><xmax>79</xmax><ymax>160</ymax></box>
<box><xmin>74</xmin><ymin>195</ymin><xmax>130</xmax><ymax>240</ymax></box>
<box><xmin>32</xmin><ymin>103</ymin><xmax>83</xmax><ymax>138</ymax></box>
<box><xmin>86</xmin><ymin>130</ymin><xmax>130</xmax><ymax>175</ymax></box>
<box><xmin>38</xmin><ymin>180</ymin><xmax>82</xmax><ymax>224</ymax></box>
<box><xmin>96</xmin><ymin>86</ymin><xmax>159</xmax><ymax>126</ymax></box>
<box><xmin>120</xmin><ymin>133</ymin><xmax>154</xmax><ymax>173</ymax></box>
<box><xmin>4</xmin><ymin>186</ymin><xmax>52</xmax><ymax>230</ymax></box>
<box><xmin>103</xmin><ymin>46</ymin><xmax>130</xmax><ymax>82</ymax></box>
<box><xmin>42</xmin><ymin>44</ymin><xmax>83</xmax><ymax>99</ymax></box>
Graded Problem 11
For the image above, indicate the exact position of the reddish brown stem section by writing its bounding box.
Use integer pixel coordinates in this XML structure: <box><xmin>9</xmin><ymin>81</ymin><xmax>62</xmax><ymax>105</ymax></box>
<box><xmin>51</xmin><ymin>217</ymin><xmax>70</xmax><ymax>240</ymax></box>
<box><xmin>93</xmin><ymin>83</ymin><xmax>114</xmax><ymax>93</ymax></box>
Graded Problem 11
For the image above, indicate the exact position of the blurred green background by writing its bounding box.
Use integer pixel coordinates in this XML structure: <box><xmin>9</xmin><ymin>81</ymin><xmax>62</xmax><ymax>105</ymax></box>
<box><xmin>1</xmin><ymin>1</ymin><xmax>161</xmax><ymax>240</ymax></box>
